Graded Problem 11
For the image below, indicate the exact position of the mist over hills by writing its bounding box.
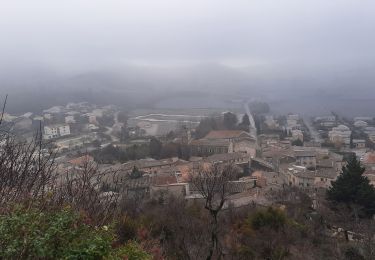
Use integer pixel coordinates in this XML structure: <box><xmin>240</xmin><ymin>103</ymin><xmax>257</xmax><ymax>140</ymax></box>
<box><xmin>0</xmin><ymin>62</ymin><xmax>374</xmax><ymax>116</ymax></box>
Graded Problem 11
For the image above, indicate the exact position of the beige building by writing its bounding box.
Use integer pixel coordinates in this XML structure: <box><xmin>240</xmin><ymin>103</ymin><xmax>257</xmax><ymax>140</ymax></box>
<box><xmin>294</xmin><ymin>148</ymin><xmax>317</xmax><ymax>169</ymax></box>
<box><xmin>190</xmin><ymin>130</ymin><xmax>257</xmax><ymax>157</ymax></box>
<box><xmin>291</xmin><ymin>129</ymin><xmax>304</xmax><ymax>142</ymax></box>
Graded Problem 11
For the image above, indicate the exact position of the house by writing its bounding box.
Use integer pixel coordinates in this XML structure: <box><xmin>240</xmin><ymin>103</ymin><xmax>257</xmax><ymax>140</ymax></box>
<box><xmin>58</xmin><ymin>124</ymin><xmax>71</xmax><ymax>136</ymax></box>
<box><xmin>204</xmin><ymin>152</ymin><xmax>250</xmax><ymax>166</ymax></box>
<box><xmin>285</xmin><ymin>165</ymin><xmax>315</xmax><ymax>188</ymax></box>
<box><xmin>65</xmin><ymin>115</ymin><xmax>76</xmax><ymax>124</ymax></box>
<box><xmin>189</xmin><ymin>139</ymin><xmax>231</xmax><ymax>156</ymax></box>
<box><xmin>87</xmin><ymin>124</ymin><xmax>99</xmax><ymax>131</ymax></box>
<box><xmin>188</xmin><ymin>178</ymin><xmax>256</xmax><ymax>196</ymax></box>
<box><xmin>321</xmin><ymin>121</ymin><xmax>336</xmax><ymax>127</ymax></box>
<box><xmin>316</xmin><ymin>152</ymin><xmax>345</xmax><ymax>174</ymax></box>
<box><xmin>354</xmin><ymin>120</ymin><xmax>368</xmax><ymax>128</ymax></box>
<box><xmin>354</xmin><ymin>117</ymin><xmax>373</xmax><ymax>122</ymax></box>
<box><xmin>43</xmin><ymin>106</ymin><xmax>64</xmax><ymax>114</ymax></box>
<box><xmin>190</xmin><ymin>130</ymin><xmax>257</xmax><ymax>157</ymax></box>
<box><xmin>329</xmin><ymin>125</ymin><xmax>351</xmax><ymax>146</ymax></box>
<box><xmin>283</xmin><ymin>164</ymin><xmax>336</xmax><ymax>189</ymax></box>
<box><xmin>286</xmin><ymin>118</ymin><xmax>301</xmax><ymax>134</ymax></box>
<box><xmin>43</xmin><ymin>124</ymin><xmax>71</xmax><ymax>139</ymax></box>
<box><xmin>363</xmin><ymin>152</ymin><xmax>375</xmax><ymax>170</ymax></box>
<box><xmin>313</xmin><ymin>169</ymin><xmax>338</xmax><ymax>188</ymax></box>
<box><xmin>294</xmin><ymin>148</ymin><xmax>317</xmax><ymax>169</ymax></box>
<box><xmin>54</xmin><ymin>133</ymin><xmax>96</xmax><ymax>150</ymax></box>
<box><xmin>150</xmin><ymin>183</ymin><xmax>189</xmax><ymax>199</ymax></box>
<box><xmin>88</xmin><ymin>114</ymin><xmax>98</xmax><ymax>124</ymax></box>
<box><xmin>44</xmin><ymin>125</ymin><xmax>58</xmax><ymax>139</ymax></box>
<box><xmin>92</xmin><ymin>109</ymin><xmax>104</xmax><ymax>117</ymax></box>
<box><xmin>261</xmin><ymin>147</ymin><xmax>295</xmax><ymax>171</ymax></box>
<box><xmin>122</xmin><ymin>171</ymin><xmax>183</xmax><ymax>199</ymax></box>
<box><xmin>251</xmin><ymin>171</ymin><xmax>285</xmax><ymax>189</ymax></box>
<box><xmin>44</xmin><ymin>113</ymin><xmax>52</xmax><ymax>120</ymax></box>
<box><xmin>364</xmin><ymin>169</ymin><xmax>375</xmax><ymax>186</ymax></box>
<box><xmin>264</xmin><ymin>116</ymin><xmax>279</xmax><ymax>129</ymax></box>
<box><xmin>287</xmin><ymin>114</ymin><xmax>300</xmax><ymax>121</ymax></box>
<box><xmin>291</xmin><ymin>129</ymin><xmax>303</xmax><ymax>142</ymax></box>
<box><xmin>314</xmin><ymin>116</ymin><xmax>336</xmax><ymax>122</ymax></box>
<box><xmin>120</xmin><ymin>157</ymin><xmax>188</xmax><ymax>176</ymax></box>
<box><xmin>352</xmin><ymin>139</ymin><xmax>366</xmax><ymax>149</ymax></box>
<box><xmin>364</xmin><ymin>127</ymin><xmax>375</xmax><ymax>136</ymax></box>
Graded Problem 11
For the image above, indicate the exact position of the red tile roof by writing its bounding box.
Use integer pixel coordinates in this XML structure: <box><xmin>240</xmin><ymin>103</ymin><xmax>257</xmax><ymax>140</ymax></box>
<box><xmin>204</xmin><ymin>130</ymin><xmax>248</xmax><ymax>139</ymax></box>
<box><xmin>152</xmin><ymin>175</ymin><xmax>178</xmax><ymax>185</ymax></box>
<box><xmin>364</xmin><ymin>152</ymin><xmax>375</xmax><ymax>165</ymax></box>
<box><xmin>68</xmin><ymin>155</ymin><xmax>94</xmax><ymax>166</ymax></box>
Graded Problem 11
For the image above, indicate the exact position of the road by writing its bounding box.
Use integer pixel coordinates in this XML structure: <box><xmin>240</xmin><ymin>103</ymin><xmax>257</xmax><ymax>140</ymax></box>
<box><xmin>303</xmin><ymin>116</ymin><xmax>323</xmax><ymax>143</ymax></box>
<box><xmin>104</xmin><ymin>111</ymin><xmax>121</xmax><ymax>142</ymax></box>
<box><xmin>243</xmin><ymin>101</ymin><xmax>257</xmax><ymax>139</ymax></box>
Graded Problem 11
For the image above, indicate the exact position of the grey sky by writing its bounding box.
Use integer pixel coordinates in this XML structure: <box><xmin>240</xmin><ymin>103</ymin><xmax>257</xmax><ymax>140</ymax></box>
<box><xmin>1</xmin><ymin>0</ymin><xmax>374</xmax><ymax>71</ymax></box>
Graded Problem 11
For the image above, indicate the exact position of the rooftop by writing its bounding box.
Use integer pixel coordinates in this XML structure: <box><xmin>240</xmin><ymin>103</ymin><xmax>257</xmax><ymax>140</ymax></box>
<box><xmin>67</xmin><ymin>155</ymin><xmax>94</xmax><ymax>166</ymax></box>
<box><xmin>294</xmin><ymin>149</ymin><xmax>316</xmax><ymax>157</ymax></box>
<box><xmin>204</xmin><ymin>130</ymin><xmax>251</xmax><ymax>139</ymax></box>
<box><xmin>205</xmin><ymin>152</ymin><xmax>249</xmax><ymax>163</ymax></box>
<box><xmin>364</xmin><ymin>152</ymin><xmax>375</xmax><ymax>165</ymax></box>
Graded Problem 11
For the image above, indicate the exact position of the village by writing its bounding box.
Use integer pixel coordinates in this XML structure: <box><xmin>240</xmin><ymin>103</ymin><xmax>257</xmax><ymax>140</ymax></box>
<box><xmin>3</xmin><ymin>101</ymin><xmax>375</xmax><ymax>210</ymax></box>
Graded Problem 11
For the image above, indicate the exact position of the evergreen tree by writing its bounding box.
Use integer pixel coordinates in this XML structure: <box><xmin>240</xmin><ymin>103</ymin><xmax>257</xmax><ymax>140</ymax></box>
<box><xmin>241</xmin><ymin>114</ymin><xmax>250</xmax><ymax>126</ymax></box>
<box><xmin>130</xmin><ymin>166</ymin><xmax>142</xmax><ymax>179</ymax></box>
<box><xmin>327</xmin><ymin>156</ymin><xmax>375</xmax><ymax>218</ymax></box>
<box><xmin>291</xmin><ymin>139</ymin><xmax>303</xmax><ymax>146</ymax></box>
<box><xmin>238</xmin><ymin>114</ymin><xmax>250</xmax><ymax>131</ymax></box>
<box><xmin>195</xmin><ymin>117</ymin><xmax>218</xmax><ymax>139</ymax></box>
<box><xmin>149</xmin><ymin>137</ymin><xmax>162</xmax><ymax>159</ymax></box>
<box><xmin>223</xmin><ymin>112</ymin><xmax>238</xmax><ymax>130</ymax></box>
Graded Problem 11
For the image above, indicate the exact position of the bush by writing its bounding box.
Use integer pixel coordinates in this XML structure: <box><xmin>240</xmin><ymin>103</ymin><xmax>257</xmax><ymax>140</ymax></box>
<box><xmin>249</xmin><ymin>207</ymin><xmax>287</xmax><ymax>231</ymax></box>
<box><xmin>0</xmin><ymin>206</ymin><xmax>112</xmax><ymax>259</ymax></box>
<box><xmin>110</xmin><ymin>242</ymin><xmax>151</xmax><ymax>260</ymax></box>
<box><xmin>0</xmin><ymin>206</ymin><xmax>150</xmax><ymax>260</ymax></box>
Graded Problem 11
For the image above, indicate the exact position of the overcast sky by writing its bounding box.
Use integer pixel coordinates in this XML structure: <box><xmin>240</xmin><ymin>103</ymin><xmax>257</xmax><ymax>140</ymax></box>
<box><xmin>1</xmin><ymin>0</ymin><xmax>374</xmax><ymax>71</ymax></box>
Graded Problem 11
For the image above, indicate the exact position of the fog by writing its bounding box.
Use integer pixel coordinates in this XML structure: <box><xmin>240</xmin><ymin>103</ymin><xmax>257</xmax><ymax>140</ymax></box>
<box><xmin>0</xmin><ymin>0</ymin><xmax>375</xmax><ymax>115</ymax></box>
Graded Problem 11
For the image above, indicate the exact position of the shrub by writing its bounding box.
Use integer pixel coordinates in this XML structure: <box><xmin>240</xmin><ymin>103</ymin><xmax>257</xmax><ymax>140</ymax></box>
<box><xmin>0</xmin><ymin>206</ymin><xmax>150</xmax><ymax>259</ymax></box>
<box><xmin>249</xmin><ymin>207</ymin><xmax>287</xmax><ymax>231</ymax></box>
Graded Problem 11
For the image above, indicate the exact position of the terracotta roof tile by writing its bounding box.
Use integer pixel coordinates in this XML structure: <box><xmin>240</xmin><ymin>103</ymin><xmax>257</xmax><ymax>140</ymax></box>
<box><xmin>204</xmin><ymin>130</ymin><xmax>249</xmax><ymax>139</ymax></box>
<box><xmin>364</xmin><ymin>152</ymin><xmax>375</xmax><ymax>165</ymax></box>
<box><xmin>68</xmin><ymin>155</ymin><xmax>94</xmax><ymax>166</ymax></box>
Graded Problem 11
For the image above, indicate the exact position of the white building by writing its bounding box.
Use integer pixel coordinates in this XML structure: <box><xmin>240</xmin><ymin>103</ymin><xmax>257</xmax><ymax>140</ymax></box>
<box><xmin>58</xmin><ymin>125</ymin><xmax>71</xmax><ymax>136</ymax></box>
<box><xmin>314</xmin><ymin>116</ymin><xmax>336</xmax><ymax>122</ymax></box>
<box><xmin>354</xmin><ymin>117</ymin><xmax>373</xmax><ymax>122</ymax></box>
<box><xmin>92</xmin><ymin>109</ymin><xmax>104</xmax><ymax>117</ymax></box>
<box><xmin>44</xmin><ymin>126</ymin><xmax>59</xmax><ymax>139</ymax></box>
<box><xmin>87</xmin><ymin>114</ymin><xmax>98</xmax><ymax>124</ymax></box>
<box><xmin>354</xmin><ymin>120</ymin><xmax>368</xmax><ymax>128</ymax></box>
<box><xmin>329</xmin><ymin>125</ymin><xmax>351</xmax><ymax>146</ymax></box>
<box><xmin>65</xmin><ymin>115</ymin><xmax>76</xmax><ymax>124</ymax></box>
<box><xmin>264</xmin><ymin>115</ymin><xmax>279</xmax><ymax>129</ymax></box>
<box><xmin>287</xmin><ymin>114</ymin><xmax>299</xmax><ymax>121</ymax></box>
<box><xmin>44</xmin><ymin>114</ymin><xmax>52</xmax><ymax>120</ymax></box>
<box><xmin>44</xmin><ymin>124</ymin><xmax>71</xmax><ymax>139</ymax></box>
<box><xmin>291</xmin><ymin>129</ymin><xmax>304</xmax><ymax>142</ymax></box>
<box><xmin>352</xmin><ymin>139</ymin><xmax>366</xmax><ymax>149</ymax></box>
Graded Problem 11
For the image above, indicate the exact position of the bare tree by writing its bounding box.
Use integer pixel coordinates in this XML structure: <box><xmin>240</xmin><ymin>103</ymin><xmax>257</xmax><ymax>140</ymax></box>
<box><xmin>0</xmin><ymin>133</ymin><xmax>57</xmax><ymax>209</ymax></box>
<box><xmin>190</xmin><ymin>163</ymin><xmax>239</xmax><ymax>260</ymax></box>
<box><xmin>53</xmin><ymin>157</ymin><xmax>119</xmax><ymax>225</ymax></box>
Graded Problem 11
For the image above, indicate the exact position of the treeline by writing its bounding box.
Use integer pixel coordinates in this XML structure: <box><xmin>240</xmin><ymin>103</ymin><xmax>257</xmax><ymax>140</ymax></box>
<box><xmin>195</xmin><ymin>112</ymin><xmax>250</xmax><ymax>139</ymax></box>
<box><xmin>91</xmin><ymin>137</ymin><xmax>190</xmax><ymax>164</ymax></box>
